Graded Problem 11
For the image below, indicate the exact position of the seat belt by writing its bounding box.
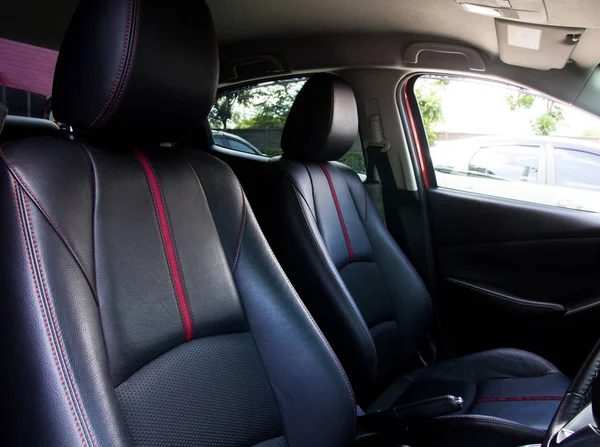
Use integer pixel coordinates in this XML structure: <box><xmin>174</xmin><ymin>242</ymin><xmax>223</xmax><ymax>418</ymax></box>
<box><xmin>363</xmin><ymin>112</ymin><xmax>438</xmax><ymax>366</ymax></box>
<box><xmin>363</xmin><ymin>114</ymin><xmax>389</xmax><ymax>225</ymax></box>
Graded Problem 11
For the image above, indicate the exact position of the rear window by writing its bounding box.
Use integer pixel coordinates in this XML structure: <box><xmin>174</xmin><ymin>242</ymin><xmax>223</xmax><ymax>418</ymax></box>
<box><xmin>209</xmin><ymin>78</ymin><xmax>366</xmax><ymax>175</ymax></box>
<box><xmin>0</xmin><ymin>38</ymin><xmax>57</xmax><ymax>118</ymax></box>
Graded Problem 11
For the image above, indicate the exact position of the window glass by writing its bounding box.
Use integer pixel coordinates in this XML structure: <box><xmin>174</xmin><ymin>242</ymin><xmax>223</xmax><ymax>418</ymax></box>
<box><xmin>2</xmin><ymin>86</ymin><xmax>51</xmax><ymax>119</ymax></box>
<box><xmin>0</xmin><ymin>38</ymin><xmax>57</xmax><ymax>119</ymax></box>
<box><xmin>555</xmin><ymin>149</ymin><xmax>600</xmax><ymax>191</ymax></box>
<box><xmin>415</xmin><ymin>75</ymin><xmax>600</xmax><ymax>212</ymax></box>
<box><xmin>209</xmin><ymin>78</ymin><xmax>365</xmax><ymax>174</ymax></box>
<box><xmin>468</xmin><ymin>145</ymin><xmax>540</xmax><ymax>182</ymax></box>
<box><xmin>226</xmin><ymin>138</ymin><xmax>258</xmax><ymax>154</ymax></box>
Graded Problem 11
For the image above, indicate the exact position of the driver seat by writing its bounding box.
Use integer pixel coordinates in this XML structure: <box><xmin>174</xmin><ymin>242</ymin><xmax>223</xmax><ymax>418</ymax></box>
<box><xmin>0</xmin><ymin>1</ymin><xmax>355</xmax><ymax>446</ymax></box>
<box><xmin>257</xmin><ymin>73</ymin><xmax>571</xmax><ymax>446</ymax></box>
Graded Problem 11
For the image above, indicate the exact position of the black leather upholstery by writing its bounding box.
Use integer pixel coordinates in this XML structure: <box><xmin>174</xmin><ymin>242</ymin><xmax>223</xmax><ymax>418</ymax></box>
<box><xmin>52</xmin><ymin>0</ymin><xmax>218</xmax><ymax>144</ymax></box>
<box><xmin>0</xmin><ymin>2</ymin><xmax>355</xmax><ymax>446</ymax></box>
<box><xmin>281</xmin><ymin>73</ymin><xmax>358</xmax><ymax>162</ymax></box>
<box><xmin>259</xmin><ymin>158</ymin><xmax>432</xmax><ymax>402</ymax></box>
<box><xmin>254</xmin><ymin>73</ymin><xmax>570</xmax><ymax>446</ymax></box>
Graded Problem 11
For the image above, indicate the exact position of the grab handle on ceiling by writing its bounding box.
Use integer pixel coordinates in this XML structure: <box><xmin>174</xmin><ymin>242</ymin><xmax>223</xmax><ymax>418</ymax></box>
<box><xmin>403</xmin><ymin>42</ymin><xmax>486</xmax><ymax>72</ymax></box>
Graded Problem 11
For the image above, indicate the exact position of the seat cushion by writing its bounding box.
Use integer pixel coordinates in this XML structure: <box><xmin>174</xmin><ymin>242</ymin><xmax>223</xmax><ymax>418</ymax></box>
<box><xmin>367</xmin><ymin>348</ymin><xmax>570</xmax><ymax>443</ymax></box>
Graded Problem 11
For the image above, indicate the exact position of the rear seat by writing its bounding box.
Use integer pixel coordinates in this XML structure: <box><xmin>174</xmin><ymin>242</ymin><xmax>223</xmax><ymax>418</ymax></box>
<box><xmin>1</xmin><ymin>116</ymin><xmax>59</xmax><ymax>144</ymax></box>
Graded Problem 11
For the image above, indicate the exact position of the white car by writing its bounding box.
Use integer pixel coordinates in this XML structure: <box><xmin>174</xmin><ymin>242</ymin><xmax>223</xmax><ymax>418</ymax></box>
<box><xmin>431</xmin><ymin>136</ymin><xmax>600</xmax><ymax>212</ymax></box>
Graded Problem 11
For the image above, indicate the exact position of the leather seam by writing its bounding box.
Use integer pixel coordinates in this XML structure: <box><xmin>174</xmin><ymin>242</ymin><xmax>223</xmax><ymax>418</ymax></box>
<box><xmin>318</xmin><ymin>163</ymin><xmax>354</xmax><ymax>262</ymax></box>
<box><xmin>433</xmin><ymin>414</ymin><xmax>546</xmax><ymax>436</ymax></box>
<box><xmin>290</xmin><ymin>184</ymin><xmax>378</xmax><ymax>384</ymax></box>
<box><xmin>0</xmin><ymin>143</ymin><xmax>99</xmax><ymax>303</ymax></box>
<box><xmin>325</xmin><ymin>80</ymin><xmax>335</xmax><ymax>152</ymax></box>
<box><xmin>364</xmin><ymin>187</ymin><xmax>368</xmax><ymax>224</ymax></box>
<box><xmin>342</xmin><ymin>172</ymin><xmax>401</xmax><ymax>331</ymax></box>
<box><xmin>231</xmin><ymin>185</ymin><xmax>247</xmax><ymax>272</ymax></box>
<box><xmin>279</xmin><ymin>162</ymin><xmax>317</xmax><ymax>222</ymax></box>
<box><xmin>475</xmin><ymin>396</ymin><xmax>563</xmax><ymax>403</ymax></box>
<box><xmin>79</xmin><ymin>143</ymin><xmax>98</xmax><ymax>294</ymax></box>
<box><xmin>134</xmin><ymin>149</ymin><xmax>195</xmax><ymax>341</ymax></box>
<box><xmin>435</xmin><ymin>348</ymin><xmax>560</xmax><ymax>376</ymax></box>
<box><xmin>259</xmin><ymin>222</ymin><xmax>357</xmax><ymax>426</ymax></box>
<box><xmin>14</xmin><ymin>181</ymin><xmax>95</xmax><ymax>447</ymax></box>
<box><xmin>97</xmin><ymin>0</ymin><xmax>140</xmax><ymax>128</ymax></box>
<box><xmin>24</xmin><ymin>196</ymin><xmax>99</xmax><ymax>447</ymax></box>
<box><xmin>88</xmin><ymin>0</ymin><xmax>134</xmax><ymax>127</ymax></box>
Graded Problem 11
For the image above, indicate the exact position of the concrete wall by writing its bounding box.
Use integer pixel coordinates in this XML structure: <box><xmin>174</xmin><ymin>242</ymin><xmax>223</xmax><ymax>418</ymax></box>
<box><xmin>220</xmin><ymin>128</ymin><xmax>364</xmax><ymax>152</ymax></box>
<box><xmin>435</xmin><ymin>131</ymin><xmax>600</xmax><ymax>143</ymax></box>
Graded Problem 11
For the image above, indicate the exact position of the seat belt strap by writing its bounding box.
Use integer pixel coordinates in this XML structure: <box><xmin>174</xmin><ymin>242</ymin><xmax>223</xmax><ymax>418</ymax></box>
<box><xmin>364</xmin><ymin>114</ymin><xmax>389</xmax><ymax>225</ymax></box>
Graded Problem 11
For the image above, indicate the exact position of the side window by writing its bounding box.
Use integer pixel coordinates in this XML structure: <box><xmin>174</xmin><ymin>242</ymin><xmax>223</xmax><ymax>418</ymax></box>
<box><xmin>209</xmin><ymin>78</ymin><xmax>365</xmax><ymax>175</ymax></box>
<box><xmin>554</xmin><ymin>149</ymin><xmax>600</xmax><ymax>191</ymax></box>
<box><xmin>468</xmin><ymin>145</ymin><xmax>541</xmax><ymax>182</ymax></box>
<box><xmin>0</xmin><ymin>39</ymin><xmax>57</xmax><ymax>120</ymax></box>
<box><xmin>226</xmin><ymin>138</ymin><xmax>257</xmax><ymax>154</ymax></box>
<box><xmin>414</xmin><ymin>75</ymin><xmax>600</xmax><ymax>212</ymax></box>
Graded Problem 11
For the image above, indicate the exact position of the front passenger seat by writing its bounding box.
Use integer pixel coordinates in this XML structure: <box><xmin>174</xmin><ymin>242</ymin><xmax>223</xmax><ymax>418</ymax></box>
<box><xmin>258</xmin><ymin>73</ymin><xmax>570</xmax><ymax>446</ymax></box>
<box><xmin>0</xmin><ymin>2</ymin><xmax>355</xmax><ymax>446</ymax></box>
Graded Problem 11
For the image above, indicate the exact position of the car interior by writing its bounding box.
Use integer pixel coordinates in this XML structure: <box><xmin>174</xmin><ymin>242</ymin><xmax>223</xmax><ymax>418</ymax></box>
<box><xmin>2</xmin><ymin>0</ymin><xmax>600</xmax><ymax>446</ymax></box>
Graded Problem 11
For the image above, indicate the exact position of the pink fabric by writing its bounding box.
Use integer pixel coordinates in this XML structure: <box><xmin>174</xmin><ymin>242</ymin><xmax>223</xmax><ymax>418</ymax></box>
<box><xmin>0</xmin><ymin>38</ymin><xmax>58</xmax><ymax>96</ymax></box>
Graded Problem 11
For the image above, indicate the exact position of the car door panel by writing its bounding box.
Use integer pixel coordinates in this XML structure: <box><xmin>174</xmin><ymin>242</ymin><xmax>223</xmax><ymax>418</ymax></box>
<box><xmin>428</xmin><ymin>188</ymin><xmax>600</xmax><ymax>375</ymax></box>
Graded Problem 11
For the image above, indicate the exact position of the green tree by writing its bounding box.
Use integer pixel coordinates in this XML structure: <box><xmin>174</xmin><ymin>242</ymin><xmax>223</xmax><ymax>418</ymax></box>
<box><xmin>534</xmin><ymin>103</ymin><xmax>564</xmax><ymax>136</ymax></box>
<box><xmin>505</xmin><ymin>92</ymin><xmax>565</xmax><ymax>136</ymax></box>
<box><xmin>238</xmin><ymin>81</ymin><xmax>304</xmax><ymax>129</ymax></box>
<box><xmin>506</xmin><ymin>92</ymin><xmax>535</xmax><ymax>112</ymax></box>
<box><xmin>209</xmin><ymin>90</ymin><xmax>253</xmax><ymax>130</ymax></box>
<box><xmin>338</xmin><ymin>152</ymin><xmax>366</xmax><ymax>174</ymax></box>
<box><xmin>415</xmin><ymin>84</ymin><xmax>444</xmax><ymax>144</ymax></box>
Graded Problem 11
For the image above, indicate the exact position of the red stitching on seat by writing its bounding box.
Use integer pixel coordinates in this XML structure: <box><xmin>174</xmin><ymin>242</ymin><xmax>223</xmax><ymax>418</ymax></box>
<box><xmin>0</xmin><ymin>143</ymin><xmax>99</xmax><ymax>303</ymax></box>
<box><xmin>97</xmin><ymin>0</ymin><xmax>140</xmax><ymax>128</ymax></box>
<box><xmin>13</xmin><ymin>181</ymin><xmax>88</xmax><ymax>447</ymax></box>
<box><xmin>88</xmin><ymin>0</ymin><xmax>133</xmax><ymax>128</ymax></box>
<box><xmin>475</xmin><ymin>396</ymin><xmax>563</xmax><ymax>404</ymax></box>
<box><xmin>134</xmin><ymin>149</ymin><xmax>194</xmax><ymax>341</ymax></box>
<box><xmin>318</xmin><ymin>163</ymin><xmax>354</xmax><ymax>262</ymax></box>
<box><xmin>24</xmin><ymin>197</ymin><xmax>98</xmax><ymax>447</ymax></box>
<box><xmin>0</xmin><ymin>145</ymin><xmax>79</xmax><ymax>264</ymax></box>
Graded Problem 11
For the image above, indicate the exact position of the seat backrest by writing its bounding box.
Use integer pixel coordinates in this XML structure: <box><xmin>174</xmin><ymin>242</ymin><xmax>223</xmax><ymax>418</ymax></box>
<box><xmin>0</xmin><ymin>2</ymin><xmax>355</xmax><ymax>446</ymax></box>
<box><xmin>258</xmin><ymin>73</ymin><xmax>433</xmax><ymax>405</ymax></box>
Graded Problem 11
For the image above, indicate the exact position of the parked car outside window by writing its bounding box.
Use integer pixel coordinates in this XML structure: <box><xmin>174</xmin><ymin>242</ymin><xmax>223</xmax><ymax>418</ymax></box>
<box><xmin>212</xmin><ymin>130</ymin><xmax>265</xmax><ymax>155</ymax></box>
<box><xmin>416</xmin><ymin>75</ymin><xmax>600</xmax><ymax>213</ymax></box>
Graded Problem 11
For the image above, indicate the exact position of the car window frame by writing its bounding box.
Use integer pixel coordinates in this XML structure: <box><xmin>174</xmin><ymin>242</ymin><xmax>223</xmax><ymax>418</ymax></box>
<box><xmin>549</xmin><ymin>144</ymin><xmax>600</xmax><ymax>191</ymax></box>
<box><xmin>402</xmin><ymin>73</ymin><xmax>600</xmax><ymax>213</ymax></box>
<box><xmin>466</xmin><ymin>142</ymin><xmax>547</xmax><ymax>185</ymax></box>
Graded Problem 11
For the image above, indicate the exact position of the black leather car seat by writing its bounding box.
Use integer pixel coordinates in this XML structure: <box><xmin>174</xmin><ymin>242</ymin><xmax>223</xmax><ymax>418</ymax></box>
<box><xmin>257</xmin><ymin>73</ymin><xmax>571</xmax><ymax>446</ymax></box>
<box><xmin>0</xmin><ymin>2</ymin><xmax>355</xmax><ymax>446</ymax></box>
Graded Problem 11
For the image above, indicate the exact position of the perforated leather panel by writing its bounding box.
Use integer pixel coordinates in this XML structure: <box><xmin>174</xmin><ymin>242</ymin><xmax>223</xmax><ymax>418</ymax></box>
<box><xmin>116</xmin><ymin>333</ymin><xmax>284</xmax><ymax>447</ymax></box>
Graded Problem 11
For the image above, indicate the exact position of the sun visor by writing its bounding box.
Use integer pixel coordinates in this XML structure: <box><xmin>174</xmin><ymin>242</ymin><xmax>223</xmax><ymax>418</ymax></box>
<box><xmin>496</xmin><ymin>20</ymin><xmax>584</xmax><ymax>70</ymax></box>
